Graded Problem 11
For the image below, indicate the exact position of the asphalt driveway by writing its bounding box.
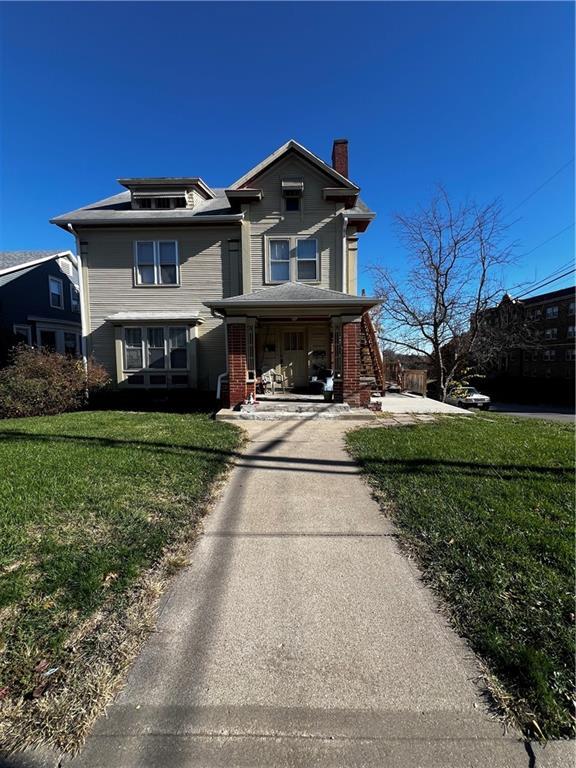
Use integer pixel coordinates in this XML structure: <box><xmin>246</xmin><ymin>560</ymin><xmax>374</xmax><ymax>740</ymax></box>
<box><xmin>20</xmin><ymin>418</ymin><xmax>570</xmax><ymax>768</ymax></box>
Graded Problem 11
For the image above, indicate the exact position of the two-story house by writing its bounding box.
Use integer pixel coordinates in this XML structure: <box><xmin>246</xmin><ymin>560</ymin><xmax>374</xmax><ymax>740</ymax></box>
<box><xmin>0</xmin><ymin>250</ymin><xmax>81</xmax><ymax>362</ymax></box>
<box><xmin>51</xmin><ymin>139</ymin><xmax>381</xmax><ymax>409</ymax></box>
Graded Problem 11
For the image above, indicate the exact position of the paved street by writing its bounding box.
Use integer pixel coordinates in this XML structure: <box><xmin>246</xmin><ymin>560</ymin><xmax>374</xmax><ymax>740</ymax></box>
<box><xmin>490</xmin><ymin>402</ymin><xmax>575</xmax><ymax>424</ymax></box>
<box><xmin>10</xmin><ymin>419</ymin><xmax>572</xmax><ymax>768</ymax></box>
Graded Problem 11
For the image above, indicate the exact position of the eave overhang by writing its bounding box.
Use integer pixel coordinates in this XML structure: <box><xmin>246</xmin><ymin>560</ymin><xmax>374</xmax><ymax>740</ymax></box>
<box><xmin>225</xmin><ymin>188</ymin><xmax>263</xmax><ymax>203</ymax></box>
<box><xmin>117</xmin><ymin>177</ymin><xmax>215</xmax><ymax>200</ymax></box>
<box><xmin>50</xmin><ymin>214</ymin><xmax>244</xmax><ymax>229</ymax></box>
<box><xmin>106</xmin><ymin>311</ymin><xmax>205</xmax><ymax>324</ymax></box>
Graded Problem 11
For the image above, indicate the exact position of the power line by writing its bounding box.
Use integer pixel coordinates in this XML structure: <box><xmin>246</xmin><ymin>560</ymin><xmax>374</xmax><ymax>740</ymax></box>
<box><xmin>507</xmin><ymin>258</ymin><xmax>575</xmax><ymax>295</ymax></box>
<box><xmin>514</xmin><ymin>268</ymin><xmax>576</xmax><ymax>299</ymax></box>
<box><xmin>517</xmin><ymin>223</ymin><xmax>575</xmax><ymax>258</ymax></box>
<box><xmin>506</xmin><ymin>158</ymin><xmax>574</xmax><ymax>218</ymax></box>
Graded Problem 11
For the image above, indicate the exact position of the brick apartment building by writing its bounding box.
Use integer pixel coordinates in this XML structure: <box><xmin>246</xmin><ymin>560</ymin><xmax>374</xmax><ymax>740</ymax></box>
<box><xmin>480</xmin><ymin>285</ymin><xmax>576</xmax><ymax>402</ymax></box>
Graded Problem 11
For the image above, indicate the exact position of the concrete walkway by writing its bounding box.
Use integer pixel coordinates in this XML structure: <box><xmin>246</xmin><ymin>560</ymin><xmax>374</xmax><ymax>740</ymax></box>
<box><xmin>375</xmin><ymin>392</ymin><xmax>472</xmax><ymax>415</ymax></box>
<box><xmin>58</xmin><ymin>419</ymin><xmax>569</xmax><ymax>767</ymax></box>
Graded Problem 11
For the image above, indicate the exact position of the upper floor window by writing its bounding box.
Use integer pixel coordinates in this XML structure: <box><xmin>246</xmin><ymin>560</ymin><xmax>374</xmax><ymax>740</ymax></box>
<box><xmin>49</xmin><ymin>276</ymin><xmax>64</xmax><ymax>309</ymax></box>
<box><xmin>543</xmin><ymin>349</ymin><xmax>556</xmax><ymax>361</ymax></box>
<box><xmin>545</xmin><ymin>305</ymin><xmax>558</xmax><ymax>319</ymax></box>
<box><xmin>282</xmin><ymin>179</ymin><xmax>303</xmax><ymax>213</ymax></box>
<box><xmin>568</xmin><ymin>326</ymin><xmax>575</xmax><ymax>338</ymax></box>
<box><xmin>545</xmin><ymin>327</ymin><xmax>558</xmax><ymax>340</ymax></box>
<box><xmin>296</xmin><ymin>239</ymin><xmax>319</xmax><ymax>281</ymax></box>
<box><xmin>70</xmin><ymin>284</ymin><xmax>80</xmax><ymax>312</ymax></box>
<box><xmin>569</xmin><ymin>301</ymin><xmax>575</xmax><ymax>316</ymax></box>
<box><xmin>134</xmin><ymin>241</ymin><xmax>179</xmax><ymax>286</ymax></box>
<box><xmin>134</xmin><ymin>196</ymin><xmax>187</xmax><ymax>209</ymax></box>
<box><xmin>269</xmin><ymin>240</ymin><xmax>290</xmax><ymax>282</ymax></box>
<box><xmin>267</xmin><ymin>237</ymin><xmax>319</xmax><ymax>283</ymax></box>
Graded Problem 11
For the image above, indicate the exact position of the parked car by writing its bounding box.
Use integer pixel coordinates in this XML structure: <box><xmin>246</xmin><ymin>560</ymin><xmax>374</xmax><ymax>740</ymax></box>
<box><xmin>447</xmin><ymin>386</ymin><xmax>491</xmax><ymax>410</ymax></box>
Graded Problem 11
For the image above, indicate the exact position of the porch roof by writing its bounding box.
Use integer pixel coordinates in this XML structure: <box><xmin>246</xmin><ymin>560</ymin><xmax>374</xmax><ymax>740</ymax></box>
<box><xmin>204</xmin><ymin>282</ymin><xmax>381</xmax><ymax>315</ymax></box>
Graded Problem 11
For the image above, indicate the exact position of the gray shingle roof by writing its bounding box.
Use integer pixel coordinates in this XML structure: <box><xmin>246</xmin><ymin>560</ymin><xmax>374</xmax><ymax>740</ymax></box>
<box><xmin>0</xmin><ymin>251</ymin><xmax>78</xmax><ymax>287</ymax></box>
<box><xmin>51</xmin><ymin>189</ymin><xmax>238</xmax><ymax>225</ymax></box>
<box><xmin>204</xmin><ymin>282</ymin><xmax>380</xmax><ymax>309</ymax></box>
<box><xmin>0</xmin><ymin>250</ymin><xmax>60</xmax><ymax>272</ymax></box>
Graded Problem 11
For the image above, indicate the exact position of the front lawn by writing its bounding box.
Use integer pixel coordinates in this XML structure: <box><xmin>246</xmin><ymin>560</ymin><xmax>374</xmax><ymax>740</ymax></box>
<box><xmin>347</xmin><ymin>415</ymin><xmax>574</xmax><ymax>739</ymax></box>
<box><xmin>0</xmin><ymin>411</ymin><xmax>241</xmax><ymax>751</ymax></box>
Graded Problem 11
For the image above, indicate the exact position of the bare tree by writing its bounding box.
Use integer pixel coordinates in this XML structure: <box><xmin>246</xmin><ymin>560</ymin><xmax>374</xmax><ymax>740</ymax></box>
<box><xmin>371</xmin><ymin>187</ymin><xmax>517</xmax><ymax>401</ymax></box>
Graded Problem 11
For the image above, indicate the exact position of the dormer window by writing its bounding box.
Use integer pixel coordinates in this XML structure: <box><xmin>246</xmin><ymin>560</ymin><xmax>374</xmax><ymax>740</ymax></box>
<box><xmin>282</xmin><ymin>179</ymin><xmax>303</xmax><ymax>213</ymax></box>
<box><xmin>134</xmin><ymin>196</ymin><xmax>187</xmax><ymax>210</ymax></box>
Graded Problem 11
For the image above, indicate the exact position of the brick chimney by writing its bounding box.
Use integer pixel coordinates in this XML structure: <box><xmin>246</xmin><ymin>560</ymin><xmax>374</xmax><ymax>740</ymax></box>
<box><xmin>332</xmin><ymin>139</ymin><xmax>349</xmax><ymax>178</ymax></box>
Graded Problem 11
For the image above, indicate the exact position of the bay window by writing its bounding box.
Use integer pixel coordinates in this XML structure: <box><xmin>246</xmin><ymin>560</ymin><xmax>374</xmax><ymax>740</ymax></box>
<box><xmin>134</xmin><ymin>241</ymin><xmax>179</xmax><ymax>286</ymax></box>
<box><xmin>124</xmin><ymin>326</ymin><xmax>188</xmax><ymax>372</ymax></box>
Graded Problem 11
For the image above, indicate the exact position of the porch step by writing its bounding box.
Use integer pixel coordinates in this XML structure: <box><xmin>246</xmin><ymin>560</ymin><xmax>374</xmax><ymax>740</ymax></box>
<box><xmin>246</xmin><ymin>402</ymin><xmax>351</xmax><ymax>413</ymax></box>
<box><xmin>215</xmin><ymin>405</ymin><xmax>376</xmax><ymax>422</ymax></box>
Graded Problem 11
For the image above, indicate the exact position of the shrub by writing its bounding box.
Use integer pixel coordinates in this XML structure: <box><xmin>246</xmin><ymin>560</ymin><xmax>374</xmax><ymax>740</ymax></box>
<box><xmin>0</xmin><ymin>346</ymin><xmax>110</xmax><ymax>419</ymax></box>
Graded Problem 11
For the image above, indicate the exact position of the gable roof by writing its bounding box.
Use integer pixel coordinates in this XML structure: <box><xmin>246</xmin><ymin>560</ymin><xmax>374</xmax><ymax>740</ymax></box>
<box><xmin>0</xmin><ymin>250</ymin><xmax>79</xmax><ymax>292</ymax></box>
<box><xmin>228</xmin><ymin>140</ymin><xmax>360</xmax><ymax>191</ymax></box>
<box><xmin>0</xmin><ymin>250</ymin><xmax>76</xmax><ymax>275</ymax></box>
<box><xmin>204</xmin><ymin>281</ymin><xmax>380</xmax><ymax>312</ymax></box>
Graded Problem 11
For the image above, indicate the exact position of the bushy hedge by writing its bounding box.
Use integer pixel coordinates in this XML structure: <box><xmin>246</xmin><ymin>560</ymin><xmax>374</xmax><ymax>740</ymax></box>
<box><xmin>0</xmin><ymin>346</ymin><xmax>110</xmax><ymax>419</ymax></box>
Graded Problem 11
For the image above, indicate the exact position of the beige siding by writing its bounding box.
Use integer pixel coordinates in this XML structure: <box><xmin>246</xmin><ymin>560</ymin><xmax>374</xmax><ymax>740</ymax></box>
<box><xmin>81</xmin><ymin>225</ymin><xmax>240</xmax><ymax>389</ymax></box>
<box><xmin>244</xmin><ymin>156</ymin><xmax>345</xmax><ymax>291</ymax></box>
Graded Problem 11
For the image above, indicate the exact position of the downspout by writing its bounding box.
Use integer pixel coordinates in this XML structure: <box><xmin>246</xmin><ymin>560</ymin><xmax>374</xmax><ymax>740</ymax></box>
<box><xmin>66</xmin><ymin>223</ymin><xmax>88</xmax><ymax>375</ymax></box>
<box><xmin>342</xmin><ymin>214</ymin><xmax>349</xmax><ymax>293</ymax></box>
<box><xmin>211</xmin><ymin>308</ymin><xmax>228</xmax><ymax>400</ymax></box>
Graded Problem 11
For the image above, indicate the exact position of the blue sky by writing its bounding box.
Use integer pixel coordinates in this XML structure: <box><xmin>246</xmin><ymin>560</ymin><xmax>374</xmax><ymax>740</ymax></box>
<box><xmin>1</xmin><ymin>1</ymin><xmax>573</xmax><ymax>297</ymax></box>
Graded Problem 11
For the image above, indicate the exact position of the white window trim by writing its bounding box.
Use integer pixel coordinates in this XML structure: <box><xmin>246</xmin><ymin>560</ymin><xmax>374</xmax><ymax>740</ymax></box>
<box><xmin>49</xmin><ymin>276</ymin><xmax>64</xmax><ymax>309</ymax></box>
<box><xmin>70</xmin><ymin>283</ymin><xmax>80</xmax><ymax>312</ymax></box>
<box><xmin>13</xmin><ymin>324</ymin><xmax>32</xmax><ymax>344</ymax></box>
<box><xmin>266</xmin><ymin>238</ymin><xmax>291</xmax><ymax>285</ymax></box>
<box><xmin>123</xmin><ymin>326</ymin><xmax>189</xmax><ymax>372</ymax></box>
<box><xmin>264</xmin><ymin>236</ymin><xmax>320</xmax><ymax>285</ymax></box>
<box><xmin>133</xmin><ymin>241</ymin><xmax>180</xmax><ymax>287</ymax></box>
<box><xmin>296</xmin><ymin>237</ymin><xmax>319</xmax><ymax>283</ymax></box>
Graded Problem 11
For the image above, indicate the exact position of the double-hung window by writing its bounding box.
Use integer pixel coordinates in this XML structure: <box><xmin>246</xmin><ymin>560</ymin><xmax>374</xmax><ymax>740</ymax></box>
<box><xmin>267</xmin><ymin>237</ymin><xmax>319</xmax><ymax>283</ymax></box>
<box><xmin>70</xmin><ymin>284</ymin><xmax>80</xmax><ymax>312</ymax></box>
<box><xmin>296</xmin><ymin>239</ymin><xmax>318</xmax><ymax>281</ymax></box>
<box><xmin>124</xmin><ymin>327</ymin><xmax>188</xmax><ymax>370</ymax></box>
<box><xmin>545</xmin><ymin>305</ymin><xmax>558</xmax><ymax>319</ymax></box>
<box><xmin>134</xmin><ymin>241</ymin><xmax>179</xmax><ymax>286</ymax></box>
<box><xmin>269</xmin><ymin>240</ymin><xmax>290</xmax><ymax>282</ymax></box>
<box><xmin>49</xmin><ymin>276</ymin><xmax>64</xmax><ymax>308</ymax></box>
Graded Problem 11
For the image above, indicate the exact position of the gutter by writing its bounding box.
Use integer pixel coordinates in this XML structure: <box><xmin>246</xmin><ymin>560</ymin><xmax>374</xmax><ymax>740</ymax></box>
<box><xmin>52</xmin><ymin>214</ymin><xmax>244</xmax><ymax>229</ymax></box>
<box><xmin>66</xmin><ymin>223</ymin><xmax>88</xmax><ymax>374</ymax></box>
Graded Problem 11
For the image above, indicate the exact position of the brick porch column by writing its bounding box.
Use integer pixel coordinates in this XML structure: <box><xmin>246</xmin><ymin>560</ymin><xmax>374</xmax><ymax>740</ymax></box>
<box><xmin>225</xmin><ymin>321</ymin><xmax>247</xmax><ymax>409</ymax></box>
<box><xmin>342</xmin><ymin>318</ymin><xmax>362</xmax><ymax>407</ymax></box>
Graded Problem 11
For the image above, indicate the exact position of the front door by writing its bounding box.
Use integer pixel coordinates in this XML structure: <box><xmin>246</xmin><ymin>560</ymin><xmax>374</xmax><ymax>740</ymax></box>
<box><xmin>282</xmin><ymin>330</ymin><xmax>307</xmax><ymax>388</ymax></box>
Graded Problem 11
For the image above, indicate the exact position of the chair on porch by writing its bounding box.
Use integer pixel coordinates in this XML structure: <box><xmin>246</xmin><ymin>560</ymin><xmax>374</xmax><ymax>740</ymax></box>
<box><xmin>260</xmin><ymin>370</ymin><xmax>275</xmax><ymax>394</ymax></box>
<box><xmin>273</xmin><ymin>371</ymin><xmax>286</xmax><ymax>393</ymax></box>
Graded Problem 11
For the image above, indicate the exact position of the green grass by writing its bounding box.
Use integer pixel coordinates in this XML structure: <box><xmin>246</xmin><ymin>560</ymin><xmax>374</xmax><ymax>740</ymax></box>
<box><xmin>347</xmin><ymin>415</ymin><xmax>575</xmax><ymax>739</ymax></box>
<box><xmin>0</xmin><ymin>411</ymin><xmax>241</xmax><ymax>703</ymax></box>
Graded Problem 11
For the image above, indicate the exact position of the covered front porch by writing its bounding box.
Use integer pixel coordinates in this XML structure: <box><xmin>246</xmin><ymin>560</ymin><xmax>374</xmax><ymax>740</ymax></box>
<box><xmin>204</xmin><ymin>282</ymin><xmax>382</xmax><ymax>410</ymax></box>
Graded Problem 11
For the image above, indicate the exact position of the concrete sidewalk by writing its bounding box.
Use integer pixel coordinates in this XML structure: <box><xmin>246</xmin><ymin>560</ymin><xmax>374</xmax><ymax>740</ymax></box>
<box><xmin>375</xmin><ymin>392</ymin><xmax>472</xmax><ymax>415</ymax></box>
<box><xmin>29</xmin><ymin>419</ymin><xmax>570</xmax><ymax>767</ymax></box>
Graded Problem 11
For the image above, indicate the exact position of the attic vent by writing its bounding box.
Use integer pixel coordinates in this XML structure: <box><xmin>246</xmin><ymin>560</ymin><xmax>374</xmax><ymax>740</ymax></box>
<box><xmin>281</xmin><ymin>179</ymin><xmax>304</xmax><ymax>197</ymax></box>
